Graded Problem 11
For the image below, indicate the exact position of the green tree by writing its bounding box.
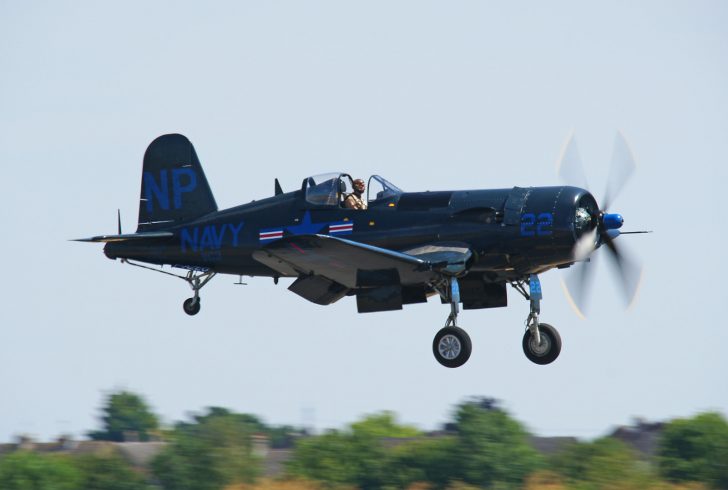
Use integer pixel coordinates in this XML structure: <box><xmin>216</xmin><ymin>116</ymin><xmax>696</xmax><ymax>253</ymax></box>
<box><xmin>266</xmin><ymin>424</ymin><xmax>301</xmax><ymax>449</ymax></box>
<box><xmin>198</xmin><ymin>407</ymin><xmax>304</xmax><ymax>449</ymax></box>
<box><xmin>350</xmin><ymin>411</ymin><xmax>421</xmax><ymax>439</ymax></box>
<box><xmin>74</xmin><ymin>454</ymin><xmax>151</xmax><ymax>490</ymax></box>
<box><xmin>287</xmin><ymin>412</ymin><xmax>418</xmax><ymax>489</ymax></box>
<box><xmin>151</xmin><ymin>407</ymin><xmax>261</xmax><ymax>490</ymax></box>
<box><xmin>387</xmin><ymin>436</ymin><xmax>459</xmax><ymax>489</ymax></box>
<box><xmin>89</xmin><ymin>391</ymin><xmax>159</xmax><ymax>442</ymax></box>
<box><xmin>0</xmin><ymin>451</ymin><xmax>81</xmax><ymax>490</ymax></box>
<box><xmin>286</xmin><ymin>429</ymin><xmax>386</xmax><ymax>489</ymax></box>
<box><xmin>549</xmin><ymin>437</ymin><xmax>658</xmax><ymax>489</ymax></box>
<box><xmin>452</xmin><ymin>399</ymin><xmax>543</xmax><ymax>489</ymax></box>
<box><xmin>658</xmin><ymin>412</ymin><xmax>728</xmax><ymax>488</ymax></box>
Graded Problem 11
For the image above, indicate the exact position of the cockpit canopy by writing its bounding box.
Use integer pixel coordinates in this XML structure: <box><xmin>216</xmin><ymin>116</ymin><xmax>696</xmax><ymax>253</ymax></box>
<box><xmin>301</xmin><ymin>173</ymin><xmax>403</xmax><ymax>208</ymax></box>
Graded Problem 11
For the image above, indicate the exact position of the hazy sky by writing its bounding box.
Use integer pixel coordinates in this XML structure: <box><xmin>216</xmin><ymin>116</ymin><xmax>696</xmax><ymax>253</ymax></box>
<box><xmin>1</xmin><ymin>1</ymin><xmax>726</xmax><ymax>442</ymax></box>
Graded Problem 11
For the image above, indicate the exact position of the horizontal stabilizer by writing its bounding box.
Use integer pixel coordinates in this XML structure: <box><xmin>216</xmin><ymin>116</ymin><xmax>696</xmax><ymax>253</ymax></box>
<box><xmin>73</xmin><ymin>231</ymin><xmax>174</xmax><ymax>243</ymax></box>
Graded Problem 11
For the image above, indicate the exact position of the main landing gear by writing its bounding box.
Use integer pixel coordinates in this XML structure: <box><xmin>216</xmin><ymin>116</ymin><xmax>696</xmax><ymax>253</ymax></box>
<box><xmin>512</xmin><ymin>274</ymin><xmax>562</xmax><ymax>365</ymax></box>
<box><xmin>432</xmin><ymin>278</ymin><xmax>472</xmax><ymax>368</ymax></box>
<box><xmin>431</xmin><ymin>274</ymin><xmax>562</xmax><ymax>368</ymax></box>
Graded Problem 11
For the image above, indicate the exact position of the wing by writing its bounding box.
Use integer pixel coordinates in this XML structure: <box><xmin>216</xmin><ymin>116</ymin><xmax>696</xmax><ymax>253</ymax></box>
<box><xmin>253</xmin><ymin>234</ymin><xmax>443</xmax><ymax>289</ymax></box>
<box><xmin>253</xmin><ymin>235</ymin><xmax>474</xmax><ymax>308</ymax></box>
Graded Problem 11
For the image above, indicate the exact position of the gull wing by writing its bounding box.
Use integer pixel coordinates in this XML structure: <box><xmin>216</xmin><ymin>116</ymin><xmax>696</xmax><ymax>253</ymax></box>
<box><xmin>252</xmin><ymin>234</ymin><xmax>454</xmax><ymax>289</ymax></box>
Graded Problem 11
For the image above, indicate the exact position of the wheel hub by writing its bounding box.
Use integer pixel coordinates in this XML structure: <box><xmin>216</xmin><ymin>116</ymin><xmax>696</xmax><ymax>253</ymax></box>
<box><xmin>438</xmin><ymin>334</ymin><xmax>462</xmax><ymax>360</ymax></box>
<box><xmin>529</xmin><ymin>333</ymin><xmax>551</xmax><ymax>356</ymax></box>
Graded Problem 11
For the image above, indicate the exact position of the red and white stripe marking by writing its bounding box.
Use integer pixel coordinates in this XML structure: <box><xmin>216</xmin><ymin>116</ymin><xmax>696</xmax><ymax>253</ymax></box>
<box><xmin>259</xmin><ymin>230</ymin><xmax>284</xmax><ymax>241</ymax></box>
<box><xmin>329</xmin><ymin>223</ymin><xmax>353</xmax><ymax>234</ymax></box>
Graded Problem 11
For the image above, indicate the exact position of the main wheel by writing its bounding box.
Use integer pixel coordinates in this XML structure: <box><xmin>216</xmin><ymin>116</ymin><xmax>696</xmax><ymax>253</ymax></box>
<box><xmin>183</xmin><ymin>297</ymin><xmax>201</xmax><ymax>316</ymax></box>
<box><xmin>433</xmin><ymin>326</ymin><xmax>472</xmax><ymax>368</ymax></box>
<box><xmin>522</xmin><ymin>323</ymin><xmax>561</xmax><ymax>365</ymax></box>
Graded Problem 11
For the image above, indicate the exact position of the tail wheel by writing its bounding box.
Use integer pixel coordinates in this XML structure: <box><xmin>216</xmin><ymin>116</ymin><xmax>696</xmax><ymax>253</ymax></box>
<box><xmin>522</xmin><ymin>323</ymin><xmax>561</xmax><ymax>365</ymax></box>
<box><xmin>183</xmin><ymin>298</ymin><xmax>201</xmax><ymax>316</ymax></box>
<box><xmin>433</xmin><ymin>326</ymin><xmax>472</xmax><ymax>368</ymax></box>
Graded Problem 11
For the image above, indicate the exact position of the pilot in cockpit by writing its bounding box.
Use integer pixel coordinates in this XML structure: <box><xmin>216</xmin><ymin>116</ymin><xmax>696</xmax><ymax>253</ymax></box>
<box><xmin>344</xmin><ymin>178</ymin><xmax>368</xmax><ymax>210</ymax></box>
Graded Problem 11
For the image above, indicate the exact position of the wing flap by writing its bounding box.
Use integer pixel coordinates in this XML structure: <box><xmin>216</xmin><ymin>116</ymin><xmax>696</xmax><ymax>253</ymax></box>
<box><xmin>288</xmin><ymin>275</ymin><xmax>349</xmax><ymax>305</ymax></box>
<box><xmin>401</xmin><ymin>242</ymin><xmax>473</xmax><ymax>275</ymax></box>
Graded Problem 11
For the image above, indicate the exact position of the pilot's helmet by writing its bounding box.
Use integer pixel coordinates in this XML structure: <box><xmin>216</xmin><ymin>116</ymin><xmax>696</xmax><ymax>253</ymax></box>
<box><xmin>353</xmin><ymin>178</ymin><xmax>365</xmax><ymax>192</ymax></box>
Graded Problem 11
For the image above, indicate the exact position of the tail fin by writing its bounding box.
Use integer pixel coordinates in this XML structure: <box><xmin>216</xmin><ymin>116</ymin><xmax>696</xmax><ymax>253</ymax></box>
<box><xmin>137</xmin><ymin>134</ymin><xmax>217</xmax><ymax>232</ymax></box>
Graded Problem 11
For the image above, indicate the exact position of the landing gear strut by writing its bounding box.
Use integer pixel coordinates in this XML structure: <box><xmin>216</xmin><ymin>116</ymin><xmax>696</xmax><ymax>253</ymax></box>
<box><xmin>513</xmin><ymin>274</ymin><xmax>562</xmax><ymax>364</ymax></box>
<box><xmin>432</xmin><ymin>277</ymin><xmax>472</xmax><ymax>368</ymax></box>
<box><xmin>181</xmin><ymin>270</ymin><xmax>216</xmax><ymax>316</ymax></box>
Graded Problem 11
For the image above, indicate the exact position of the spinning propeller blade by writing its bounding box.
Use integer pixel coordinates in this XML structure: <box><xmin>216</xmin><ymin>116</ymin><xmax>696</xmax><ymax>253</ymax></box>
<box><xmin>556</xmin><ymin>130</ymin><xmax>590</xmax><ymax>190</ymax></box>
<box><xmin>561</xmin><ymin>253</ymin><xmax>597</xmax><ymax>320</ymax></box>
<box><xmin>602</xmin><ymin>131</ymin><xmax>637</xmax><ymax>213</ymax></box>
<box><xmin>602</xmin><ymin>234</ymin><xmax>643</xmax><ymax>308</ymax></box>
<box><xmin>573</xmin><ymin>227</ymin><xmax>598</xmax><ymax>262</ymax></box>
<box><xmin>558</xmin><ymin>131</ymin><xmax>643</xmax><ymax>316</ymax></box>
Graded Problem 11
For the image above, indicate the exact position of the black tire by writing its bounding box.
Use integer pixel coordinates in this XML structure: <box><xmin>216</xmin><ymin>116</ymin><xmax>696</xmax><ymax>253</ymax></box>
<box><xmin>183</xmin><ymin>297</ymin><xmax>201</xmax><ymax>316</ymax></box>
<box><xmin>433</xmin><ymin>326</ymin><xmax>472</xmax><ymax>368</ymax></box>
<box><xmin>522</xmin><ymin>323</ymin><xmax>561</xmax><ymax>365</ymax></box>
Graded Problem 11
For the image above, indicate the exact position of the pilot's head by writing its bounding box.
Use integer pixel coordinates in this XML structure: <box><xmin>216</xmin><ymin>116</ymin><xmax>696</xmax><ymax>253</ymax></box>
<box><xmin>353</xmin><ymin>178</ymin><xmax>365</xmax><ymax>194</ymax></box>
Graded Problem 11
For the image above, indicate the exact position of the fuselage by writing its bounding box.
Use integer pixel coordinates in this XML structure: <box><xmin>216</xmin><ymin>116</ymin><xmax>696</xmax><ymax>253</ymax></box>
<box><xmin>104</xmin><ymin>184</ymin><xmax>597</xmax><ymax>282</ymax></box>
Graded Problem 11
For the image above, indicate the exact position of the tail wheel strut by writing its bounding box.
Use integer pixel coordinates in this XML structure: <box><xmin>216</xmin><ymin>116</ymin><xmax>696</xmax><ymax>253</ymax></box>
<box><xmin>120</xmin><ymin>259</ymin><xmax>216</xmax><ymax>316</ymax></box>
<box><xmin>182</xmin><ymin>270</ymin><xmax>216</xmax><ymax>316</ymax></box>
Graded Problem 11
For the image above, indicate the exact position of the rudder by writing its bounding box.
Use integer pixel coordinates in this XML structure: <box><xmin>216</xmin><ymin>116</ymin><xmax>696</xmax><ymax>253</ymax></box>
<box><xmin>137</xmin><ymin>134</ymin><xmax>217</xmax><ymax>232</ymax></box>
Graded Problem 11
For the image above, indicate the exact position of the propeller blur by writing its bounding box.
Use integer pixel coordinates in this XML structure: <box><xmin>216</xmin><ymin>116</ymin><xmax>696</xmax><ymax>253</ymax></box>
<box><xmin>558</xmin><ymin>131</ymin><xmax>649</xmax><ymax>317</ymax></box>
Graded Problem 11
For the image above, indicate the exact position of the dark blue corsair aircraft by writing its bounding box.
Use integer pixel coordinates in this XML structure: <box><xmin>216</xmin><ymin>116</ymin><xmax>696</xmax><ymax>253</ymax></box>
<box><xmin>78</xmin><ymin>133</ymin><xmax>646</xmax><ymax>368</ymax></box>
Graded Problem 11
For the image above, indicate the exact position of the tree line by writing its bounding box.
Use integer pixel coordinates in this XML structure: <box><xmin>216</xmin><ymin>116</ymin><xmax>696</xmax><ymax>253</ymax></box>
<box><xmin>0</xmin><ymin>391</ymin><xmax>726</xmax><ymax>489</ymax></box>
